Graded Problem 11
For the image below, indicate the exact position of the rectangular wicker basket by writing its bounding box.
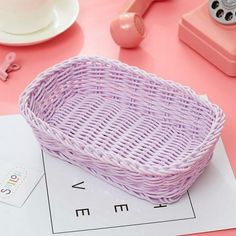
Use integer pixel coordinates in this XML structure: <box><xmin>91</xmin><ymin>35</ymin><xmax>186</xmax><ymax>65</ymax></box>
<box><xmin>20</xmin><ymin>56</ymin><xmax>225</xmax><ymax>204</ymax></box>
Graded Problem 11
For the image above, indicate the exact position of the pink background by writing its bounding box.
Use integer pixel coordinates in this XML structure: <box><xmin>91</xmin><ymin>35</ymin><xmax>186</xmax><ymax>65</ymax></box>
<box><xmin>0</xmin><ymin>0</ymin><xmax>235</xmax><ymax>235</ymax></box>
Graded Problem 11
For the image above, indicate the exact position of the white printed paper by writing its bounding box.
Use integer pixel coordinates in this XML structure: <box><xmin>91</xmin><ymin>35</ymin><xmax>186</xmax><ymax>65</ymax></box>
<box><xmin>42</xmin><ymin>139</ymin><xmax>236</xmax><ymax>236</ymax></box>
<box><xmin>0</xmin><ymin>115</ymin><xmax>236</xmax><ymax>236</ymax></box>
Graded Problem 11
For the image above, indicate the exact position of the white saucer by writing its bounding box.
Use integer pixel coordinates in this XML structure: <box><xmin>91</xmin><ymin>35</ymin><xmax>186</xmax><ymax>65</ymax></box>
<box><xmin>0</xmin><ymin>0</ymin><xmax>79</xmax><ymax>46</ymax></box>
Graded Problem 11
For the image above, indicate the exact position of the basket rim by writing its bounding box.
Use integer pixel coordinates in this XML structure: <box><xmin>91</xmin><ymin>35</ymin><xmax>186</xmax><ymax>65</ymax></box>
<box><xmin>19</xmin><ymin>56</ymin><xmax>226</xmax><ymax>175</ymax></box>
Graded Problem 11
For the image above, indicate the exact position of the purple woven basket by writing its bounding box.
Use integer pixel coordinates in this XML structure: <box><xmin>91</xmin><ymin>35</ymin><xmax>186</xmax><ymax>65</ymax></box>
<box><xmin>20</xmin><ymin>56</ymin><xmax>225</xmax><ymax>204</ymax></box>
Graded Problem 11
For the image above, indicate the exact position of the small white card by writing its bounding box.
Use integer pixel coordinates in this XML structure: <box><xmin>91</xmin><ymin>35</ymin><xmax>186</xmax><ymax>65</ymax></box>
<box><xmin>0</xmin><ymin>115</ymin><xmax>43</xmax><ymax>207</ymax></box>
<box><xmin>0</xmin><ymin>161</ymin><xmax>42</xmax><ymax>207</ymax></box>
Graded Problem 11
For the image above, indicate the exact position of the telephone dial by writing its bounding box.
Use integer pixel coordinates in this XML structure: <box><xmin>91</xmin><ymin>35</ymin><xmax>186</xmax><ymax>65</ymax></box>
<box><xmin>209</xmin><ymin>0</ymin><xmax>236</xmax><ymax>24</ymax></box>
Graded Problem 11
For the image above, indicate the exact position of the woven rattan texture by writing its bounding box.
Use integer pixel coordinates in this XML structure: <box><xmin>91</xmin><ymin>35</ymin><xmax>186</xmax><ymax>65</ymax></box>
<box><xmin>20</xmin><ymin>57</ymin><xmax>225</xmax><ymax>204</ymax></box>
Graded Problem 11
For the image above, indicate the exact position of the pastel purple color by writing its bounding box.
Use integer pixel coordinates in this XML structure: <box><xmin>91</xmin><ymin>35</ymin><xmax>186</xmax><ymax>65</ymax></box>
<box><xmin>20</xmin><ymin>56</ymin><xmax>225</xmax><ymax>204</ymax></box>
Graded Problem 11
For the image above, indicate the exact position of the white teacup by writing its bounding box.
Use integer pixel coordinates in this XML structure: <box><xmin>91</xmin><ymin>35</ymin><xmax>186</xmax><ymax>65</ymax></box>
<box><xmin>0</xmin><ymin>0</ymin><xmax>54</xmax><ymax>35</ymax></box>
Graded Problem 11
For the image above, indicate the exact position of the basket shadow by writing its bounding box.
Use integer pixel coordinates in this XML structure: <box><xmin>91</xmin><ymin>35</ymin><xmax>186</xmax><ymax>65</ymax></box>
<box><xmin>118</xmin><ymin>47</ymin><xmax>156</xmax><ymax>74</ymax></box>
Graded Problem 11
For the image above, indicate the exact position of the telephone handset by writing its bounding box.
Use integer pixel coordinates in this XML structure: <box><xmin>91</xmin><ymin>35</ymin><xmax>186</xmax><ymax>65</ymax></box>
<box><xmin>110</xmin><ymin>0</ymin><xmax>167</xmax><ymax>48</ymax></box>
<box><xmin>209</xmin><ymin>0</ymin><xmax>236</xmax><ymax>24</ymax></box>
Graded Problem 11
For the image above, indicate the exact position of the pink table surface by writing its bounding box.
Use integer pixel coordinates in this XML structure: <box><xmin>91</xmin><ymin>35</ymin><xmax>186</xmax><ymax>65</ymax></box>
<box><xmin>0</xmin><ymin>0</ymin><xmax>236</xmax><ymax>235</ymax></box>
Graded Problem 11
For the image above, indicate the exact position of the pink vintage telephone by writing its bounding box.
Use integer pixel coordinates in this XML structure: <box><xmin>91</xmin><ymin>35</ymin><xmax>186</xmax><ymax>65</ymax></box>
<box><xmin>179</xmin><ymin>0</ymin><xmax>236</xmax><ymax>77</ymax></box>
<box><xmin>110</xmin><ymin>0</ymin><xmax>166</xmax><ymax>48</ymax></box>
